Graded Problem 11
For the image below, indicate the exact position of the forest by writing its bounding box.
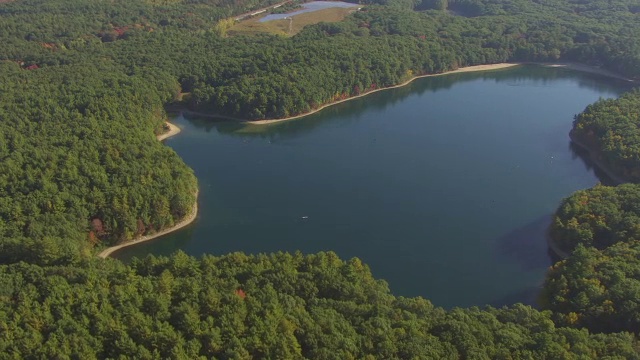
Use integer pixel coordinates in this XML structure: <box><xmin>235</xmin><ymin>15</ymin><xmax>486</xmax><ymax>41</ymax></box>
<box><xmin>1</xmin><ymin>0</ymin><xmax>640</xmax><ymax>356</ymax></box>
<box><xmin>2</xmin><ymin>251</ymin><xmax>640</xmax><ymax>358</ymax></box>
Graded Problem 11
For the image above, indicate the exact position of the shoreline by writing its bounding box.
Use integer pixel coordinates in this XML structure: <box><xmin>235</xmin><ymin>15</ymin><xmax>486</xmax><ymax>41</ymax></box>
<box><xmin>157</xmin><ymin>121</ymin><xmax>181</xmax><ymax>141</ymax></box>
<box><xmin>546</xmin><ymin>233</ymin><xmax>571</xmax><ymax>260</ymax></box>
<box><xmin>136</xmin><ymin>62</ymin><xmax>631</xmax><ymax>262</ymax></box>
<box><xmin>250</xmin><ymin>63</ymin><xmax>521</xmax><ymax>124</ymax></box>
<box><xmin>568</xmin><ymin>130</ymin><xmax>627</xmax><ymax>185</ymax></box>
<box><xmin>97</xmin><ymin>121</ymin><xmax>198</xmax><ymax>259</ymax></box>
<box><xmin>546</xmin><ymin>131</ymin><xmax>629</xmax><ymax>260</ymax></box>
<box><xmin>180</xmin><ymin>62</ymin><xmax>636</xmax><ymax>126</ymax></box>
<box><xmin>97</xmin><ymin>191</ymin><xmax>198</xmax><ymax>258</ymax></box>
<box><xmin>540</xmin><ymin>62</ymin><xmax>635</xmax><ymax>260</ymax></box>
<box><xmin>182</xmin><ymin>63</ymin><xmax>520</xmax><ymax>124</ymax></box>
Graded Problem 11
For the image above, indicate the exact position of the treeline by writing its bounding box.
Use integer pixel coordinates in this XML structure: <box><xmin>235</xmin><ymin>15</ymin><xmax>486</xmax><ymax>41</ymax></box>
<box><xmin>0</xmin><ymin>251</ymin><xmax>638</xmax><ymax>358</ymax></box>
<box><xmin>542</xmin><ymin>241</ymin><xmax>640</xmax><ymax>334</ymax></box>
<box><xmin>119</xmin><ymin>0</ymin><xmax>640</xmax><ymax>119</ymax></box>
<box><xmin>545</xmin><ymin>90</ymin><xmax>640</xmax><ymax>336</ymax></box>
<box><xmin>1</xmin><ymin>0</ymin><xmax>639</xmax><ymax>121</ymax></box>
<box><xmin>2</xmin><ymin>0</ymin><xmax>640</xmax><ymax>355</ymax></box>
<box><xmin>0</xmin><ymin>0</ymin><xmax>285</xmax><ymax>45</ymax></box>
<box><xmin>0</xmin><ymin>60</ymin><xmax>197</xmax><ymax>265</ymax></box>
<box><xmin>550</xmin><ymin>91</ymin><xmax>640</xmax><ymax>254</ymax></box>
<box><xmin>550</xmin><ymin>184</ymin><xmax>640</xmax><ymax>253</ymax></box>
<box><xmin>0</xmin><ymin>0</ymin><xmax>293</xmax><ymax>264</ymax></box>
<box><xmin>136</xmin><ymin>1</ymin><xmax>640</xmax><ymax>120</ymax></box>
<box><xmin>570</xmin><ymin>90</ymin><xmax>640</xmax><ymax>182</ymax></box>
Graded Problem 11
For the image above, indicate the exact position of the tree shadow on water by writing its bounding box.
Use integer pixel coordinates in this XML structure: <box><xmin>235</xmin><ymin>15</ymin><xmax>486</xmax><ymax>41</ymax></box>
<box><xmin>569</xmin><ymin>141</ymin><xmax>617</xmax><ymax>185</ymax></box>
<box><xmin>490</xmin><ymin>215</ymin><xmax>557</xmax><ymax>308</ymax></box>
<box><xmin>495</xmin><ymin>215</ymin><xmax>554</xmax><ymax>272</ymax></box>
<box><xmin>489</xmin><ymin>285</ymin><xmax>543</xmax><ymax>309</ymax></box>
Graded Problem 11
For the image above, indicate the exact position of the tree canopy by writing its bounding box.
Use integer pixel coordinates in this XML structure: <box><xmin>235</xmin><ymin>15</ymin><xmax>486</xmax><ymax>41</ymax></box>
<box><xmin>1</xmin><ymin>251</ymin><xmax>639</xmax><ymax>358</ymax></box>
<box><xmin>2</xmin><ymin>0</ymin><xmax>640</xmax><ymax>356</ymax></box>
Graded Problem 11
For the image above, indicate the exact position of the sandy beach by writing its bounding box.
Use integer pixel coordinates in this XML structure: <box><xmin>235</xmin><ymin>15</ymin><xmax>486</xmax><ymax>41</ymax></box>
<box><xmin>183</xmin><ymin>62</ymin><xmax>635</xmax><ymax>126</ymax></box>
<box><xmin>97</xmin><ymin>121</ymin><xmax>197</xmax><ymax>259</ymax></box>
<box><xmin>97</xmin><ymin>191</ymin><xmax>198</xmax><ymax>259</ymax></box>
<box><xmin>183</xmin><ymin>63</ymin><xmax>521</xmax><ymax>125</ymax></box>
<box><xmin>249</xmin><ymin>63</ymin><xmax>521</xmax><ymax>125</ymax></box>
<box><xmin>98</xmin><ymin>62</ymin><xmax>632</xmax><ymax>259</ymax></box>
<box><xmin>157</xmin><ymin>121</ymin><xmax>181</xmax><ymax>141</ymax></box>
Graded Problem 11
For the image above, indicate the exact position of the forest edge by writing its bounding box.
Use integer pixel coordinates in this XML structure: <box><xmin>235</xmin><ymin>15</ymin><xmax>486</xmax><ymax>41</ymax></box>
<box><xmin>97</xmin><ymin>121</ymin><xmax>198</xmax><ymax>259</ymax></box>
<box><xmin>178</xmin><ymin>62</ymin><xmax>636</xmax><ymax>126</ymax></box>
<box><xmin>102</xmin><ymin>62</ymin><xmax>635</xmax><ymax>259</ymax></box>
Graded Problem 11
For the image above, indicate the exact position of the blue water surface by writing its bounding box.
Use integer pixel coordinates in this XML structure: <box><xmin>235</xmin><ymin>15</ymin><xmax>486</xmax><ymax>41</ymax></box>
<box><xmin>116</xmin><ymin>66</ymin><xmax>632</xmax><ymax>308</ymax></box>
<box><xmin>259</xmin><ymin>1</ymin><xmax>360</xmax><ymax>22</ymax></box>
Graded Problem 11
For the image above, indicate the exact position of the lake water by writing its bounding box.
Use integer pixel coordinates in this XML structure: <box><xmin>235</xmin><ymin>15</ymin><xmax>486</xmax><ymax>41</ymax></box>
<box><xmin>115</xmin><ymin>65</ymin><xmax>631</xmax><ymax>308</ymax></box>
<box><xmin>259</xmin><ymin>1</ymin><xmax>360</xmax><ymax>22</ymax></box>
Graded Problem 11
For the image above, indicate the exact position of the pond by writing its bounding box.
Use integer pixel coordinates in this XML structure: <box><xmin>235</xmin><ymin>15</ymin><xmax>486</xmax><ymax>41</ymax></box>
<box><xmin>259</xmin><ymin>1</ymin><xmax>360</xmax><ymax>22</ymax></box>
<box><xmin>115</xmin><ymin>65</ymin><xmax>632</xmax><ymax>308</ymax></box>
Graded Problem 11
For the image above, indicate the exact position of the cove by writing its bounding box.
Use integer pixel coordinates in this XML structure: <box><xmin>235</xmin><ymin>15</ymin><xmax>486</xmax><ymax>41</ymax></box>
<box><xmin>115</xmin><ymin>65</ymin><xmax>632</xmax><ymax>308</ymax></box>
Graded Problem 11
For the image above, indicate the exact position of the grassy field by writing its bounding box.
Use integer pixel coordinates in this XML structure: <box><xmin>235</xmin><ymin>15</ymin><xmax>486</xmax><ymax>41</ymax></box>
<box><xmin>228</xmin><ymin>7</ymin><xmax>359</xmax><ymax>36</ymax></box>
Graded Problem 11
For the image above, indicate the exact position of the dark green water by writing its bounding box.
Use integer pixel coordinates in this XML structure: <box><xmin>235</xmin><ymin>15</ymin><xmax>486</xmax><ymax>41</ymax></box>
<box><xmin>115</xmin><ymin>65</ymin><xmax>632</xmax><ymax>308</ymax></box>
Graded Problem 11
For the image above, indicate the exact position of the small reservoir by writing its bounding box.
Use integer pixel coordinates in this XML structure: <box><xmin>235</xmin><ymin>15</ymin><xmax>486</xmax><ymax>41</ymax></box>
<box><xmin>259</xmin><ymin>1</ymin><xmax>360</xmax><ymax>22</ymax></box>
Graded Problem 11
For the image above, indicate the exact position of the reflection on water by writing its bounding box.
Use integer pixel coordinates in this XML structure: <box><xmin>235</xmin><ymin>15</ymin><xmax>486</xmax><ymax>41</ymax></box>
<box><xmin>495</xmin><ymin>215</ymin><xmax>553</xmax><ymax>272</ymax></box>
<box><xmin>120</xmin><ymin>65</ymin><xmax>631</xmax><ymax>308</ymax></box>
<box><xmin>259</xmin><ymin>1</ymin><xmax>359</xmax><ymax>23</ymax></box>
<box><xmin>184</xmin><ymin>65</ymin><xmax>630</xmax><ymax>140</ymax></box>
<box><xmin>568</xmin><ymin>141</ymin><xmax>617</xmax><ymax>186</ymax></box>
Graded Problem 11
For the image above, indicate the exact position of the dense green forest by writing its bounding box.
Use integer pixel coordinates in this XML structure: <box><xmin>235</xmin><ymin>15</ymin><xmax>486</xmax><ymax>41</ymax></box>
<box><xmin>0</xmin><ymin>61</ymin><xmax>198</xmax><ymax>265</ymax></box>
<box><xmin>2</xmin><ymin>0</ymin><xmax>640</xmax><ymax>356</ymax></box>
<box><xmin>2</xmin><ymin>251</ymin><xmax>640</xmax><ymax>358</ymax></box>
<box><xmin>570</xmin><ymin>90</ymin><xmax>640</xmax><ymax>182</ymax></box>
<box><xmin>545</xmin><ymin>74</ymin><xmax>640</xmax><ymax>346</ymax></box>
<box><xmin>550</xmin><ymin>183</ymin><xmax>640</xmax><ymax>253</ymax></box>
<box><xmin>542</xmin><ymin>241</ymin><xmax>640</xmax><ymax>334</ymax></box>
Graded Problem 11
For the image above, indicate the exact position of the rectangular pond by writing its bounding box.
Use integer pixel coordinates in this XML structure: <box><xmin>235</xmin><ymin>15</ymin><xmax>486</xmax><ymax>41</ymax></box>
<box><xmin>259</xmin><ymin>1</ymin><xmax>360</xmax><ymax>22</ymax></box>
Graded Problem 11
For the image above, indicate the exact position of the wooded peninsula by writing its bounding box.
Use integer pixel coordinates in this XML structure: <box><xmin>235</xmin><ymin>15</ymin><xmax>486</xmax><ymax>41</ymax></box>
<box><xmin>1</xmin><ymin>0</ymin><xmax>640</xmax><ymax>357</ymax></box>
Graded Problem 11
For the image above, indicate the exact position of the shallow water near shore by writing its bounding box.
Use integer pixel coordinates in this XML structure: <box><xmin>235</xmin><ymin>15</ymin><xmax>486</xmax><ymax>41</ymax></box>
<box><xmin>115</xmin><ymin>65</ymin><xmax>632</xmax><ymax>308</ymax></box>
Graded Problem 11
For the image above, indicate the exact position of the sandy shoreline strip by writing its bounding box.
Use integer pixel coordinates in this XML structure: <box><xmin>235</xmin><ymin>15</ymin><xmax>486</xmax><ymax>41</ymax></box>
<box><xmin>181</xmin><ymin>62</ymin><xmax>635</xmax><ymax>126</ymax></box>
<box><xmin>250</xmin><ymin>63</ymin><xmax>520</xmax><ymax>125</ymax></box>
<box><xmin>99</xmin><ymin>62</ymin><xmax>631</xmax><ymax>259</ymax></box>
<box><xmin>97</xmin><ymin>192</ymin><xmax>198</xmax><ymax>258</ymax></box>
<box><xmin>157</xmin><ymin>121</ymin><xmax>181</xmax><ymax>141</ymax></box>
<box><xmin>183</xmin><ymin>63</ymin><xmax>519</xmax><ymax>125</ymax></box>
<box><xmin>97</xmin><ymin>121</ymin><xmax>197</xmax><ymax>259</ymax></box>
